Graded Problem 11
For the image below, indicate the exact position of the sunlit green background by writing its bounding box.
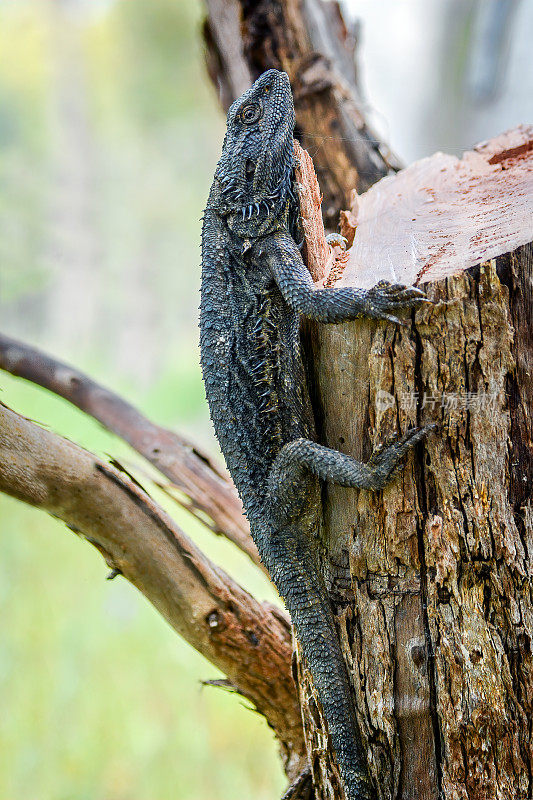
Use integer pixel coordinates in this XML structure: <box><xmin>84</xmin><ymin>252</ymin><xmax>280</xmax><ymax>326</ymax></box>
<box><xmin>0</xmin><ymin>1</ymin><xmax>285</xmax><ymax>798</ymax></box>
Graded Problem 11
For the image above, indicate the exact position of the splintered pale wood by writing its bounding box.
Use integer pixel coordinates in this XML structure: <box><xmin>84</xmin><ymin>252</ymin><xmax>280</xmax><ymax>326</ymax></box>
<box><xmin>335</xmin><ymin>124</ymin><xmax>533</xmax><ymax>289</ymax></box>
<box><xmin>294</xmin><ymin>141</ymin><xmax>330</xmax><ymax>283</ymax></box>
<box><xmin>294</xmin><ymin>141</ymin><xmax>348</xmax><ymax>286</ymax></box>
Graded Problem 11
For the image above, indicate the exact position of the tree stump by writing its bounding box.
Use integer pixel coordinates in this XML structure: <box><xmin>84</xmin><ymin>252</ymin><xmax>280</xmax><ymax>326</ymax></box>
<box><xmin>298</xmin><ymin>126</ymin><xmax>533</xmax><ymax>799</ymax></box>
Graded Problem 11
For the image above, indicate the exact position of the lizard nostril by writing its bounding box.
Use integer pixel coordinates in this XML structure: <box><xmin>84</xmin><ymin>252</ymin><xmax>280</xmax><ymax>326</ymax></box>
<box><xmin>245</xmin><ymin>159</ymin><xmax>256</xmax><ymax>181</ymax></box>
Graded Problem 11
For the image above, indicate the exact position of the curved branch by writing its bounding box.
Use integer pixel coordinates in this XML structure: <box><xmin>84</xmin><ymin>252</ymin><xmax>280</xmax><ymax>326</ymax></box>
<box><xmin>0</xmin><ymin>333</ymin><xmax>262</xmax><ymax>570</ymax></box>
<box><xmin>0</xmin><ymin>402</ymin><xmax>305</xmax><ymax>775</ymax></box>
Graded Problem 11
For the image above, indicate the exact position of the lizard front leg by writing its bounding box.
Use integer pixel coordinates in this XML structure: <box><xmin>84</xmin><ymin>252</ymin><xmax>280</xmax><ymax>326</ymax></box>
<box><xmin>259</xmin><ymin>230</ymin><xmax>430</xmax><ymax>324</ymax></box>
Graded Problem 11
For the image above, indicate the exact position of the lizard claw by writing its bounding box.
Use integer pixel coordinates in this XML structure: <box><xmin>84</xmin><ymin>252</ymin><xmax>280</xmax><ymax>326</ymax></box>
<box><xmin>395</xmin><ymin>423</ymin><xmax>437</xmax><ymax>453</ymax></box>
<box><xmin>367</xmin><ymin>424</ymin><xmax>436</xmax><ymax>487</ymax></box>
<box><xmin>326</xmin><ymin>233</ymin><xmax>348</xmax><ymax>250</ymax></box>
<box><xmin>365</xmin><ymin>281</ymin><xmax>432</xmax><ymax>324</ymax></box>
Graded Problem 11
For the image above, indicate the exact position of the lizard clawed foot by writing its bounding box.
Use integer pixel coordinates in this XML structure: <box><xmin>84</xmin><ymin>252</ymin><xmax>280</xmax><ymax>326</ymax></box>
<box><xmin>365</xmin><ymin>280</ymin><xmax>432</xmax><ymax>325</ymax></box>
<box><xmin>366</xmin><ymin>424</ymin><xmax>436</xmax><ymax>489</ymax></box>
<box><xmin>326</xmin><ymin>233</ymin><xmax>348</xmax><ymax>250</ymax></box>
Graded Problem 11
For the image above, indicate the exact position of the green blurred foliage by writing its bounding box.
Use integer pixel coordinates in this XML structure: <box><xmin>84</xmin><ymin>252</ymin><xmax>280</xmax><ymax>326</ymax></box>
<box><xmin>0</xmin><ymin>493</ymin><xmax>283</xmax><ymax>800</ymax></box>
<box><xmin>0</xmin><ymin>0</ymin><xmax>285</xmax><ymax>797</ymax></box>
<box><xmin>0</xmin><ymin>2</ymin><xmax>49</xmax><ymax>299</ymax></box>
<box><xmin>0</xmin><ymin>0</ymin><xmax>225</xmax><ymax>384</ymax></box>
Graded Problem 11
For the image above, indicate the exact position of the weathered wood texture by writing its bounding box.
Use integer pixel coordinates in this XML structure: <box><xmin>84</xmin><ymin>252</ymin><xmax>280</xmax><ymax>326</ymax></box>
<box><xmin>294</xmin><ymin>140</ymin><xmax>348</xmax><ymax>285</ymax></box>
<box><xmin>0</xmin><ymin>403</ymin><xmax>306</xmax><ymax>776</ymax></box>
<box><xmin>301</xmin><ymin>127</ymin><xmax>533</xmax><ymax>798</ymax></box>
<box><xmin>203</xmin><ymin>0</ymin><xmax>401</xmax><ymax>227</ymax></box>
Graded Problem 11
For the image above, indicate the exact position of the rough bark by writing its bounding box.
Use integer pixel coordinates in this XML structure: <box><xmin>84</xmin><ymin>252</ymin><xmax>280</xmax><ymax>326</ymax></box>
<box><xmin>0</xmin><ymin>403</ymin><xmax>306</xmax><ymax>776</ymax></box>
<box><xmin>202</xmin><ymin>0</ymin><xmax>401</xmax><ymax>228</ymax></box>
<box><xmin>300</xmin><ymin>126</ymin><xmax>533</xmax><ymax>798</ymax></box>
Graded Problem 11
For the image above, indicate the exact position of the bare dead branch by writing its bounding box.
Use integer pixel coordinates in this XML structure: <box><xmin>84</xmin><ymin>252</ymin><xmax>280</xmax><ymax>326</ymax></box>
<box><xmin>0</xmin><ymin>333</ymin><xmax>262</xmax><ymax>570</ymax></box>
<box><xmin>281</xmin><ymin>766</ymin><xmax>313</xmax><ymax>800</ymax></box>
<box><xmin>0</xmin><ymin>402</ymin><xmax>305</xmax><ymax>775</ymax></box>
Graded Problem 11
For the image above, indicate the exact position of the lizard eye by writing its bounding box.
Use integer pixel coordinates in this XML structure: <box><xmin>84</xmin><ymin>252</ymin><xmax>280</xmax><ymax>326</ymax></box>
<box><xmin>240</xmin><ymin>102</ymin><xmax>262</xmax><ymax>125</ymax></box>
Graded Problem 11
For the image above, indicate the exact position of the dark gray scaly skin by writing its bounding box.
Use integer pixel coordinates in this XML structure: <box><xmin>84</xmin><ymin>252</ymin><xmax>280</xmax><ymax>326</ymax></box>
<box><xmin>200</xmin><ymin>70</ymin><xmax>432</xmax><ymax>800</ymax></box>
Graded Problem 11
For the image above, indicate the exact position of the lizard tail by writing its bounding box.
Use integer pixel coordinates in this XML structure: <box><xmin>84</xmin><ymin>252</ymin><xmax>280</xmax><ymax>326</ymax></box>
<box><xmin>265</xmin><ymin>529</ymin><xmax>375</xmax><ymax>800</ymax></box>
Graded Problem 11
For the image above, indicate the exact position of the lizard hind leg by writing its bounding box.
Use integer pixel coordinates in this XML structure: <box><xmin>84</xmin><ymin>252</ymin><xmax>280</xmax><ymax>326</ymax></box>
<box><xmin>268</xmin><ymin>425</ymin><xmax>433</xmax><ymax>509</ymax></box>
<box><xmin>264</xmin><ymin>442</ymin><xmax>379</xmax><ymax>800</ymax></box>
<box><xmin>263</xmin><ymin>428</ymin><xmax>433</xmax><ymax>799</ymax></box>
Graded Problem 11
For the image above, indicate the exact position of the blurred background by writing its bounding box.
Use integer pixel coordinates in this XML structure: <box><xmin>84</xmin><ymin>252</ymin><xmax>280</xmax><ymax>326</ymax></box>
<box><xmin>0</xmin><ymin>0</ymin><xmax>532</xmax><ymax>798</ymax></box>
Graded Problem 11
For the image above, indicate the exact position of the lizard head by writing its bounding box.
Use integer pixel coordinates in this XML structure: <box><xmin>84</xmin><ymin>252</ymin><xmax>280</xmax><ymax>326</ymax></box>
<box><xmin>214</xmin><ymin>69</ymin><xmax>296</xmax><ymax>238</ymax></box>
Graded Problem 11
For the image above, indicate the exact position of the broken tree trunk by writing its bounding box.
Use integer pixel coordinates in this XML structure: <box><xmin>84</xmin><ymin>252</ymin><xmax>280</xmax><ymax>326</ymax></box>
<box><xmin>202</xmin><ymin>0</ymin><xmax>401</xmax><ymax>228</ymax></box>
<box><xmin>298</xmin><ymin>126</ymin><xmax>533</xmax><ymax>799</ymax></box>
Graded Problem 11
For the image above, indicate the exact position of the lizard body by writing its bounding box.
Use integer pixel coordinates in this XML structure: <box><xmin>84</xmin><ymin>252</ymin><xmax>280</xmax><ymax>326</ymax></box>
<box><xmin>200</xmin><ymin>69</ymin><xmax>431</xmax><ymax>800</ymax></box>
